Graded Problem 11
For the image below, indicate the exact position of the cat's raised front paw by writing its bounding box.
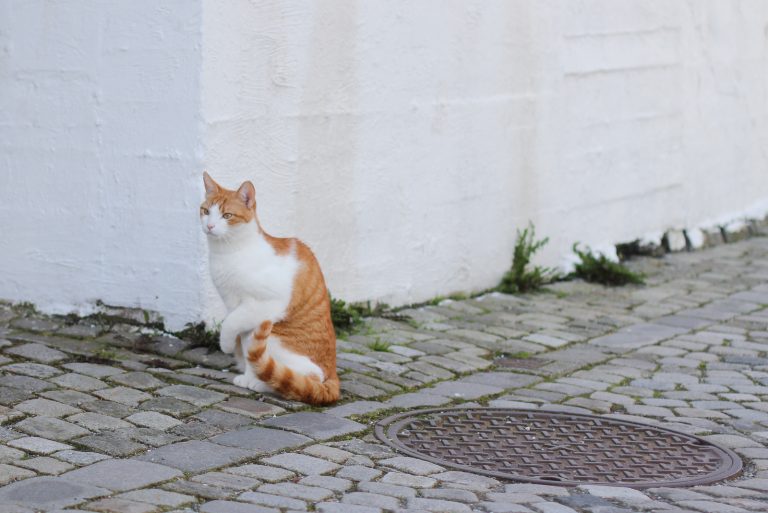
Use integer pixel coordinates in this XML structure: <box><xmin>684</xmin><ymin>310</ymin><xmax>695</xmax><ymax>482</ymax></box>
<box><xmin>233</xmin><ymin>374</ymin><xmax>271</xmax><ymax>392</ymax></box>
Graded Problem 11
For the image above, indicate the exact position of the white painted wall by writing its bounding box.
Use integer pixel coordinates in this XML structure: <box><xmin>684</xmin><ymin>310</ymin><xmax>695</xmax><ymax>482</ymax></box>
<box><xmin>2</xmin><ymin>1</ymin><xmax>767</xmax><ymax>328</ymax></box>
<box><xmin>0</xmin><ymin>1</ymin><xmax>205</xmax><ymax>328</ymax></box>
<box><xmin>200</xmin><ymin>0</ymin><xmax>768</xmax><ymax>320</ymax></box>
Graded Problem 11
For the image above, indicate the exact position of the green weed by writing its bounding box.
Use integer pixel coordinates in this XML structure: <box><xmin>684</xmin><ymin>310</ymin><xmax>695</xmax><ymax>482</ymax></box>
<box><xmin>367</xmin><ymin>339</ymin><xmax>392</xmax><ymax>352</ymax></box>
<box><xmin>571</xmin><ymin>244</ymin><xmax>644</xmax><ymax>286</ymax></box>
<box><xmin>498</xmin><ymin>223</ymin><xmax>557</xmax><ymax>294</ymax></box>
<box><xmin>174</xmin><ymin>321</ymin><xmax>220</xmax><ymax>349</ymax></box>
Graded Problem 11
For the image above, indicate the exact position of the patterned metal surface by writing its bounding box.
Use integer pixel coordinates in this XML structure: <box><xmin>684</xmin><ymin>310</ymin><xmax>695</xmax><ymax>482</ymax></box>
<box><xmin>374</xmin><ymin>408</ymin><xmax>742</xmax><ymax>488</ymax></box>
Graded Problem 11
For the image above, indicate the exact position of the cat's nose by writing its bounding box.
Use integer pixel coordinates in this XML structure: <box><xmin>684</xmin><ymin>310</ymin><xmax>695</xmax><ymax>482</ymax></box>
<box><xmin>207</xmin><ymin>224</ymin><xmax>214</xmax><ymax>231</ymax></box>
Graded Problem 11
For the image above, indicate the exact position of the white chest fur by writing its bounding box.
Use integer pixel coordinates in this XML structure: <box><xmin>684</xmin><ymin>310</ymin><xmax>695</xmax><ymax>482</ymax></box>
<box><xmin>207</xmin><ymin>224</ymin><xmax>299</xmax><ymax>315</ymax></box>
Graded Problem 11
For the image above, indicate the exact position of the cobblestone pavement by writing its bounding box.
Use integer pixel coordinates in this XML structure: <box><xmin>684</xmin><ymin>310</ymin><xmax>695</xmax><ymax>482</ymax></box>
<box><xmin>1</xmin><ymin>238</ymin><xmax>768</xmax><ymax>513</ymax></box>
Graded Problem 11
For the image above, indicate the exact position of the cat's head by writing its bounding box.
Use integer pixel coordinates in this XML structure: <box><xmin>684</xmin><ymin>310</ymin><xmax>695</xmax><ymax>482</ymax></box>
<box><xmin>200</xmin><ymin>172</ymin><xmax>257</xmax><ymax>238</ymax></box>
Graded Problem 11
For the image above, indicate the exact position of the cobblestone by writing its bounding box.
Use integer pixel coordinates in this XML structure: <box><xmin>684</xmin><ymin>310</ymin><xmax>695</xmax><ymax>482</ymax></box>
<box><xmin>2</xmin><ymin>239</ymin><xmax>768</xmax><ymax>511</ymax></box>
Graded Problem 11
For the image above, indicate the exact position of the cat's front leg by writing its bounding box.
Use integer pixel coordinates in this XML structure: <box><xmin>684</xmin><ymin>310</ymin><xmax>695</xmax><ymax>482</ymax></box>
<box><xmin>219</xmin><ymin>300</ymin><xmax>283</xmax><ymax>354</ymax></box>
<box><xmin>219</xmin><ymin>315</ymin><xmax>241</xmax><ymax>354</ymax></box>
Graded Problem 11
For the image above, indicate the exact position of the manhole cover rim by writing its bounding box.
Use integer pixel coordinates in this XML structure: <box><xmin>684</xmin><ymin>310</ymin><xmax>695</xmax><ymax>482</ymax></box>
<box><xmin>374</xmin><ymin>407</ymin><xmax>743</xmax><ymax>489</ymax></box>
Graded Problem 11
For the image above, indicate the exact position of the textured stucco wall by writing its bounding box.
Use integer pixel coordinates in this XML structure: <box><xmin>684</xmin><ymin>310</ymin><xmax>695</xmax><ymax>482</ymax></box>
<box><xmin>1</xmin><ymin>1</ymin><xmax>767</xmax><ymax>328</ymax></box>
<box><xmin>0</xmin><ymin>1</ymin><xmax>205</xmax><ymax>328</ymax></box>
<box><xmin>200</xmin><ymin>0</ymin><xmax>768</xmax><ymax>320</ymax></box>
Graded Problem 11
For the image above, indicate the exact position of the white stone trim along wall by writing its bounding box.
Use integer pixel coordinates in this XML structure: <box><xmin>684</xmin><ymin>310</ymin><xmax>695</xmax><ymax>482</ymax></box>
<box><xmin>1</xmin><ymin>1</ymin><xmax>767</xmax><ymax>329</ymax></box>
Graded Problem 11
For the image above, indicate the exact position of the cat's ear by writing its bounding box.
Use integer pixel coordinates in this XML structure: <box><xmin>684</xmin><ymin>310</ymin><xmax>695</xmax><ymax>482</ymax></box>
<box><xmin>237</xmin><ymin>181</ymin><xmax>256</xmax><ymax>209</ymax></box>
<box><xmin>203</xmin><ymin>171</ymin><xmax>220</xmax><ymax>196</ymax></box>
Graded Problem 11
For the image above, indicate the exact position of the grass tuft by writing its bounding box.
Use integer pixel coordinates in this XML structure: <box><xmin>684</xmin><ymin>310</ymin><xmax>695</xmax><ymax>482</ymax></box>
<box><xmin>498</xmin><ymin>223</ymin><xmax>557</xmax><ymax>294</ymax></box>
<box><xmin>571</xmin><ymin>244</ymin><xmax>644</xmax><ymax>286</ymax></box>
<box><xmin>174</xmin><ymin>321</ymin><xmax>220</xmax><ymax>349</ymax></box>
<box><xmin>329</xmin><ymin>294</ymin><xmax>389</xmax><ymax>337</ymax></box>
<box><xmin>367</xmin><ymin>339</ymin><xmax>391</xmax><ymax>352</ymax></box>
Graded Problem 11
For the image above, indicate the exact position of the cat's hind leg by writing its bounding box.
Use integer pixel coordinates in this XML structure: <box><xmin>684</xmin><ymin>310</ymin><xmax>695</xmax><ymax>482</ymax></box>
<box><xmin>233</xmin><ymin>335</ymin><xmax>272</xmax><ymax>393</ymax></box>
<box><xmin>233</xmin><ymin>361</ymin><xmax>272</xmax><ymax>392</ymax></box>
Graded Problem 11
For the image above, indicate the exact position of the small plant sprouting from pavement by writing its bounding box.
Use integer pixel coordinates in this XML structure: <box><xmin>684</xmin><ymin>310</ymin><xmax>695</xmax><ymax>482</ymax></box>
<box><xmin>175</xmin><ymin>321</ymin><xmax>220</xmax><ymax>349</ymax></box>
<box><xmin>329</xmin><ymin>294</ymin><xmax>391</xmax><ymax>337</ymax></box>
<box><xmin>498</xmin><ymin>223</ymin><xmax>558</xmax><ymax>294</ymax></box>
<box><xmin>367</xmin><ymin>339</ymin><xmax>392</xmax><ymax>352</ymax></box>
<box><xmin>93</xmin><ymin>344</ymin><xmax>118</xmax><ymax>362</ymax></box>
<box><xmin>571</xmin><ymin>244</ymin><xmax>645</xmax><ymax>286</ymax></box>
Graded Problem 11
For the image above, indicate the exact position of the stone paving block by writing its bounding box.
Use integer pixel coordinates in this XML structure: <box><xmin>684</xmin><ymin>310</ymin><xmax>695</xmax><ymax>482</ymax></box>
<box><xmin>15</xmin><ymin>398</ymin><xmax>82</xmax><ymax>418</ymax></box>
<box><xmin>302</xmin><ymin>444</ymin><xmax>354</xmax><ymax>463</ymax></box>
<box><xmin>163</xmin><ymin>479</ymin><xmax>236</xmax><ymax>501</ymax></box>
<box><xmin>93</xmin><ymin>386</ymin><xmax>152</xmax><ymax>407</ymax></box>
<box><xmin>139</xmin><ymin>397</ymin><xmax>198</xmax><ymax>416</ymax></box>
<box><xmin>67</xmin><ymin>412</ymin><xmax>133</xmax><ymax>431</ymax></box>
<box><xmin>0</xmin><ymin>385</ymin><xmax>36</xmax><ymax>405</ymax></box>
<box><xmin>188</xmin><ymin>409</ymin><xmax>254</xmax><ymax>430</ymax></box>
<box><xmin>53</xmin><ymin>449</ymin><xmax>111</xmax><ymax>466</ymax></box>
<box><xmin>316</xmin><ymin>503</ymin><xmax>382</xmax><ymax>513</ymax></box>
<box><xmin>85</xmin><ymin>497</ymin><xmax>158</xmax><ymax>513</ymax></box>
<box><xmin>191</xmin><ymin>471</ymin><xmax>260</xmax><ymax>491</ymax></box>
<box><xmin>355</xmin><ymin>481</ymin><xmax>416</xmax><ymax>499</ymax></box>
<box><xmin>125</xmin><ymin>411</ymin><xmax>182</xmax><ymax>430</ymax></box>
<box><xmin>342</xmin><ymin>491</ymin><xmax>401</xmax><ymax>510</ymax></box>
<box><xmin>0</xmin><ymin>444</ymin><xmax>25</xmax><ymax>463</ymax></box>
<box><xmin>325</xmin><ymin>401</ymin><xmax>386</xmax><ymax>418</ymax></box>
<box><xmin>0</xmin><ymin>375</ymin><xmax>55</xmax><ymax>393</ymax></box>
<box><xmin>481</xmin><ymin>503</ymin><xmax>536</xmax><ymax>513</ymax></box>
<box><xmin>75</xmin><ymin>433</ymin><xmax>147</xmax><ymax>457</ymax></box>
<box><xmin>462</xmin><ymin>371</ymin><xmax>540</xmax><ymax>389</ymax></box>
<box><xmin>157</xmin><ymin>385</ymin><xmax>226</xmax><ymax>407</ymax></box>
<box><xmin>4</xmin><ymin>362</ymin><xmax>62</xmax><ymax>378</ymax></box>
<box><xmin>215</xmin><ymin>397</ymin><xmax>284</xmax><ymax>418</ymax></box>
<box><xmin>261</xmin><ymin>453</ymin><xmax>340</xmax><ymax>475</ymax></box>
<box><xmin>109</xmin><ymin>371</ymin><xmax>166</xmax><ymax>390</ymax></box>
<box><xmin>406</xmin><ymin>497</ymin><xmax>472</xmax><ymax>513</ymax></box>
<box><xmin>335</xmin><ymin>465</ymin><xmax>383</xmax><ymax>482</ymax></box>
<box><xmin>676</xmin><ymin>500</ymin><xmax>752</xmax><ymax>513</ymax></box>
<box><xmin>331</xmin><ymin>439</ymin><xmax>396</xmax><ymax>459</ymax></box>
<box><xmin>384</xmin><ymin>392</ymin><xmax>451</xmax><ymax>408</ymax></box>
<box><xmin>420</xmin><ymin>488</ymin><xmax>478</xmax><ymax>503</ymax></box>
<box><xmin>62</xmin><ymin>459</ymin><xmax>182</xmax><ymax>491</ymax></box>
<box><xmin>0</xmin><ymin>463</ymin><xmax>36</xmax><ymax>484</ymax></box>
<box><xmin>379</xmin><ymin>471</ymin><xmax>436</xmax><ymax>488</ymax></box>
<box><xmin>225</xmin><ymin>463</ymin><xmax>296</xmax><ymax>482</ymax></box>
<box><xmin>579</xmin><ymin>485</ymin><xmax>651</xmax><ymax>502</ymax></box>
<box><xmin>121</xmin><ymin>428</ymin><xmax>184</xmax><ymax>449</ymax></box>
<box><xmin>0</xmin><ymin>476</ymin><xmax>110</xmax><ymax>510</ymax></box>
<box><xmin>729</xmin><ymin>478</ymin><xmax>768</xmax><ymax>491</ymax></box>
<box><xmin>79</xmin><ymin>400</ymin><xmax>134</xmax><ymax>419</ymax></box>
<box><xmin>299</xmin><ymin>474</ymin><xmax>352</xmax><ymax>492</ymax></box>
<box><xmin>200</xmin><ymin>500</ymin><xmax>278</xmax><ymax>513</ymax></box>
<box><xmin>238</xmin><ymin>491</ymin><xmax>308</xmax><ymax>510</ymax></box>
<box><xmin>379</xmin><ymin>456</ymin><xmax>445</xmax><ymax>476</ymax></box>
<box><xmin>14</xmin><ymin>416</ymin><xmax>90</xmax><ymax>441</ymax></box>
<box><xmin>136</xmin><ymin>440</ymin><xmax>255</xmax><ymax>472</ymax></box>
<box><xmin>211</xmin><ymin>426</ymin><xmax>311</xmax><ymax>453</ymax></box>
<box><xmin>257</xmin><ymin>482</ymin><xmax>335</xmax><ymax>501</ymax></box>
<box><xmin>5</xmin><ymin>343</ymin><xmax>68</xmax><ymax>363</ymax></box>
<box><xmin>8</xmin><ymin>436</ymin><xmax>72</xmax><ymax>454</ymax></box>
<box><xmin>425</xmin><ymin>381</ymin><xmax>503</xmax><ymax>399</ymax></box>
<box><xmin>16</xmin><ymin>456</ymin><xmax>74</xmax><ymax>475</ymax></box>
<box><xmin>260</xmin><ymin>412</ymin><xmax>366</xmax><ymax>439</ymax></box>
<box><xmin>50</xmin><ymin>372</ymin><xmax>108</xmax><ymax>392</ymax></box>
<box><xmin>118</xmin><ymin>488</ymin><xmax>195</xmax><ymax>507</ymax></box>
<box><xmin>432</xmin><ymin>470</ymin><xmax>500</xmax><ymax>490</ymax></box>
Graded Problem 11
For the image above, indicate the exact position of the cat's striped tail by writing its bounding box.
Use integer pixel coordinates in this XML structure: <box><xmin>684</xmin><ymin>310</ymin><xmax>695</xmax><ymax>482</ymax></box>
<box><xmin>246</xmin><ymin>341</ymin><xmax>340</xmax><ymax>406</ymax></box>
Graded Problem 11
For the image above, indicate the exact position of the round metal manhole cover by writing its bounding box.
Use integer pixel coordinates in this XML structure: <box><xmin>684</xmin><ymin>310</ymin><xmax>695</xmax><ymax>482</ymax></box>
<box><xmin>374</xmin><ymin>408</ymin><xmax>742</xmax><ymax>488</ymax></box>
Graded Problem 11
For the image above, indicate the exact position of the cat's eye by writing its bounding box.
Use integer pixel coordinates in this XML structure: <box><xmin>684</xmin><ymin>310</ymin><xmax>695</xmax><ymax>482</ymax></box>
<box><xmin>223</xmin><ymin>213</ymin><xmax>233</xmax><ymax>220</ymax></box>
<box><xmin>200</xmin><ymin>207</ymin><xmax>209</xmax><ymax>215</ymax></box>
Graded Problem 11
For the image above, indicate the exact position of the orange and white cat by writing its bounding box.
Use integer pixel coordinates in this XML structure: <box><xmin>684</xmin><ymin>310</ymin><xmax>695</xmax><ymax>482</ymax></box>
<box><xmin>200</xmin><ymin>172</ymin><xmax>339</xmax><ymax>405</ymax></box>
